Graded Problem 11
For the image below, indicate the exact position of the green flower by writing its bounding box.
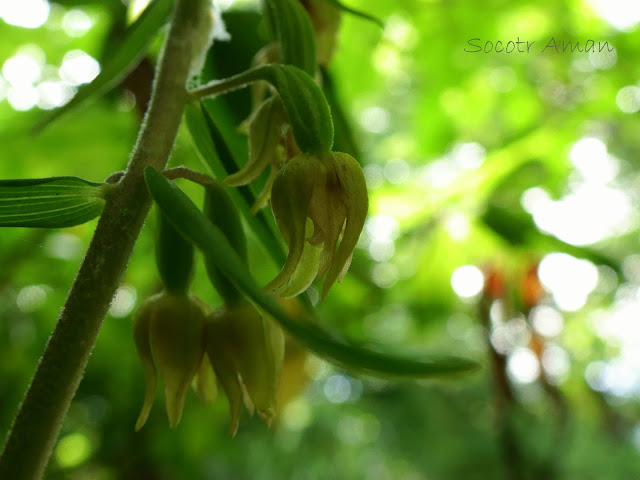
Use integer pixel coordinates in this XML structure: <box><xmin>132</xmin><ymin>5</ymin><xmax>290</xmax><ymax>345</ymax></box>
<box><xmin>265</xmin><ymin>151</ymin><xmax>368</xmax><ymax>299</ymax></box>
<box><xmin>205</xmin><ymin>302</ymin><xmax>285</xmax><ymax>437</ymax></box>
<box><xmin>133</xmin><ymin>291</ymin><xmax>206</xmax><ymax>430</ymax></box>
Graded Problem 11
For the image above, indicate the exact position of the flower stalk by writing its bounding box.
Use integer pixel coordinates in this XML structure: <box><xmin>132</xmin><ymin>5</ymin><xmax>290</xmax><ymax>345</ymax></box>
<box><xmin>0</xmin><ymin>1</ymin><xmax>213</xmax><ymax>478</ymax></box>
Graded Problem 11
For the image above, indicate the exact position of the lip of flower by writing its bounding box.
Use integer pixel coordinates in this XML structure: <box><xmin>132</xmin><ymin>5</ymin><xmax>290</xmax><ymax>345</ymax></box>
<box><xmin>265</xmin><ymin>151</ymin><xmax>368</xmax><ymax>299</ymax></box>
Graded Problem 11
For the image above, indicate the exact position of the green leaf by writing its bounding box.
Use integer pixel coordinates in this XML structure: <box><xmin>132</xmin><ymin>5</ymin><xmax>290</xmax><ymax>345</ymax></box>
<box><xmin>144</xmin><ymin>166</ymin><xmax>478</xmax><ymax>377</ymax></box>
<box><xmin>0</xmin><ymin>177</ymin><xmax>108</xmax><ymax>228</ymax></box>
<box><xmin>203</xmin><ymin>181</ymin><xmax>247</xmax><ymax>304</ymax></box>
<box><xmin>192</xmin><ymin>64</ymin><xmax>334</xmax><ymax>154</ymax></box>
<box><xmin>34</xmin><ymin>0</ymin><xmax>174</xmax><ymax>133</ymax></box>
<box><xmin>322</xmin><ymin>0</ymin><xmax>384</xmax><ymax>28</ymax></box>
<box><xmin>263</xmin><ymin>0</ymin><xmax>317</xmax><ymax>75</ymax></box>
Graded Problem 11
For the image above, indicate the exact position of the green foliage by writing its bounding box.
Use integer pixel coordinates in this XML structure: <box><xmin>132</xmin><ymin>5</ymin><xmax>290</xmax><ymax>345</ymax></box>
<box><xmin>263</xmin><ymin>0</ymin><xmax>317</xmax><ymax>74</ymax></box>
<box><xmin>34</xmin><ymin>0</ymin><xmax>174</xmax><ymax>132</ymax></box>
<box><xmin>2</xmin><ymin>0</ymin><xmax>640</xmax><ymax>478</ymax></box>
<box><xmin>193</xmin><ymin>63</ymin><xmax>335</xmax><ymax>154</ymax></box>
<box><xmin>0</xmin><ymin>177</ymin><xmax>107</xmax><ymax>227</ymax></box>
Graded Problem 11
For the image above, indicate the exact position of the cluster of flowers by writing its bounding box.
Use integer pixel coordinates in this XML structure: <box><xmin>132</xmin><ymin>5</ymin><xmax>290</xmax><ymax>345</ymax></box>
<box><xmin>134</xmin><ymin>289</ymin><xmax>284</xmax><ymax>437</ymax></box>
<box><xmin>134</xmin><ymin>0</ymin><xmax>367</xmax><ymax>433</ymax></box>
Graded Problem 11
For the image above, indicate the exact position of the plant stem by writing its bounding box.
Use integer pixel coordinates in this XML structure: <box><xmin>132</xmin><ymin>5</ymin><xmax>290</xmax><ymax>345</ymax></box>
<box><xmin>190</xmin><ymin>65</ymin><xmax>266</xmax><ymax>99</ymax></box>
<box><xmin>164</xmin><ymin>166</ymin><xmax>215</xmax><ymax>185</ymax></box>
<box><xmin>0</xmin><ymin>1</ymin><xmax>211</xmax><ymax>478</ymax></box>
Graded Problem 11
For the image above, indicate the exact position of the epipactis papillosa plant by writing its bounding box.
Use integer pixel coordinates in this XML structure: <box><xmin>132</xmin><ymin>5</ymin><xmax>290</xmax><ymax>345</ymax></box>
<box><xmin>135</xmin><ymin>0</ymin><xmax>369</xmax><ymax>433</ymax></box>
<box><xmin>0</xmin><ymin>0</ymin><xmax>477</xmax><ymax>476</ymax></box>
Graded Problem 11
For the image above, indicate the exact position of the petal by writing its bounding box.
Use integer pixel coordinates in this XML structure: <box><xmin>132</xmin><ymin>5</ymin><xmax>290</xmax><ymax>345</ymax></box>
<box><xmin>264</xmin><ymin>154</ymin><xmax>317</xmax><ymax>293</ymax></box>
<box><xmin>250</xmin><ymin>165</ymin><xmax>279</xmax><ymax>215</ymax></box>
<box><xmin>225</xmin><ymin>96</ymin><xmax>286</xmax><ymax>187</ymax></box>
<box><xmin>206</xmin><ymin>315</ymin><xmax>244</xmax><ymax>437</ymax></box>
<box><xmin>308</xmin><ymin>156</ymin><xmax>347</xmax><ymax>276</ymax></box>
<box><xmin>193</xmin><ymin>354</ymin><xmax>218</xmax><ymax>405</ymax></box>
<box><xmin>321</xmin><ymin>153</ymin><xmax>368</xmax><ymax>299</ymax></box>
<box><xmin>281</xmin><ymin>228</ymin><xmax>322</xmax><ymax>297</ymax></box>
<box><xmin>133</xmin><ymin>295</ymin><xmax>159</xmax><ymax>431</ymax></box>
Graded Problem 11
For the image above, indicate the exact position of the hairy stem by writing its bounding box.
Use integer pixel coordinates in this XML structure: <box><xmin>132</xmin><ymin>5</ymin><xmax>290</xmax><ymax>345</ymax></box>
<box><xmin>164</xmin><ymin>166</ymin><xmax>215</xmax><ymax>185</ymax></box>
<box><xmin>0</xmin><ymin>1</ymin><xmax>211</xmax><ymax>478</ymax></box>
<box><xmin>190</xmin><ymin>65</ymin><xmax>267</xmax><ymax>99</ymax></box>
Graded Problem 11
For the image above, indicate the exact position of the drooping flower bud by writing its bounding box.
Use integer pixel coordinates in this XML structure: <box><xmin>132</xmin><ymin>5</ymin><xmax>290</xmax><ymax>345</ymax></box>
<box><xmin>266</xmin><ymin>151</ymin><xmax>368</xmax><ymax>298</ymax></box>
<box><xmin>133</xmin><ymin>292</ymin><xmax>206</xmax><ymax>430</ymax></box>
<box><xmin>225</xmin><ymin>95</ymin><xmax>288</xmax><ymax>213</ymax></box>
<box><xmin>205</xmin><ymin>303</ymin><xmax>285</xmax><ymax>437</ymax></box>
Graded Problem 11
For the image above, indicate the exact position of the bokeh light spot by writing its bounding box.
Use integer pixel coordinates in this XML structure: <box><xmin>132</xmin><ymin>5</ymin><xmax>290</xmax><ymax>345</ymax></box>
<box><xmin>55</xmin><ymin>432</ymin><xmax>91</xmax><ymax>468</ymax></box>
<box><xmin>451</xmin><ymin>265</ymin><xmax>484</xmax><ymax>299</ymax></box>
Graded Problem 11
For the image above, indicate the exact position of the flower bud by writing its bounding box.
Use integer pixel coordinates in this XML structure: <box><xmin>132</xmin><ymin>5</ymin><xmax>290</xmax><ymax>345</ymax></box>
<box><xmin>133</xmin><ymin>292</ymin><xmax>206</xmax><ymax>430</ymax></box>
<box><xmin>266</xmin><ymin>151</ymin><xmax>368</xmax><ymax>298</ymax></box>
<box><xmin>225</xmin><ymin>95</ymin><xmax>288</xmax><ymax>213</ymax></box>
<box><xmin>205</xmin><ymin>303</ymin><xmax>285</xmax><ymax>437</ymax></box>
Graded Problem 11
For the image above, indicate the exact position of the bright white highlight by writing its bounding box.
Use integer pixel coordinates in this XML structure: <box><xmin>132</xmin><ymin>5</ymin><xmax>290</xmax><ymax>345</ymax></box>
<box><xmin>531</xmin><ymin>305</ymin><xmax>564</xmax><ymax>337</ymax></box>
<box><xmin>0</xmin><ymin>0</ymin><xmax>50</xmax><ymax>29</ymax></box>
<box><xmin>538</xmin><ymin>253</ymin><xmax>598</xmax><ymax>311</ymax></box>
<box><xmin>109</xmin><ymin>285</ymin><xmax>137</xmax><ymax>318</ymax></box>
<box><xmin>507</xmin><ymin>348</ymin><xmax>540</xmax><ymax>384</ymax></box>
<box><xmin>360</xmin><ymin>106</ymin><xmax>390</xmax><ymax>134</ymax></box>
<box><xmin>59</xmin><ymin>50</ymin><xmax>100</xmax><ymax>86</ymax></box>
<box><xmin>586</xmin><ymin>0</ymin><xmax>640</xmax><ymax>31</ymax></box>
<box><xmin>569</xmin><ymin>137</ymin><xmax>619</xmax><ymax>183</ymax></box>
<box><xmin>616</xmin><ymin>86</ymin><xmax>640</xmax><ymax>114</ymax></box>
<box><xmin>62</xmin><ymin>9</ymin><xmax>94</xmax><ymax>37</ymax></box>
<box><xmin>3</xmin><ymin>54</ymin><xmax>42</xmax><ymax>86</ymax></box>
<box><xmin>451</xmin><ymin>265</ymin><xmax>484</xmax><ymax>299</ymax></box>
<box><xmin>522</xmin><ymin>137</ymin><xmax>631</xmax><ymax>246</ymax></box>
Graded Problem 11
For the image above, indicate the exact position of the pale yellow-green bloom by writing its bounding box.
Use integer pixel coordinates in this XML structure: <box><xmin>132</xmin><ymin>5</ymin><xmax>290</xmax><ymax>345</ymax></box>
<box><xmin>133</xmin><ymin>291</ymin><xmax>206</xmax><ymax>430</ymax></box>
<box><xmin>266</xmin><ymin>152</ymin><xmax>368</xmax><ymax>299</ymax></box>
<box><xmin>205</xmin><ymin>302</ymin><xmax>285</xmax><ymax>437</ymax></box>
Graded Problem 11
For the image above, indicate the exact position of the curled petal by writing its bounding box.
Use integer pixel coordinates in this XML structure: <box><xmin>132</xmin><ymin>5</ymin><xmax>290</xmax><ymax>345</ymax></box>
<box><xmin>206</xmin><ymin>316</ymin><xmax>244</xmax><ymax>437</ymax></box>
<box><xmin>225</xmin><ymin>96</ymin><xmax>286</xmax><ymax>187</ymax></box>
<box><xmin>236</xmin><ymin>313</ymin><xmax>285</xmax><ymax>425</ymax></box>
<box><xmin>281</xmin><ymin>225</ymin><xmax>322</xmax><ymax>297</ymax></box>
<box><xmin>250</xmin><ymin>166</ymin><xmax>279</xmax><ymax>215</ymax></box>
<box><xmin>133</xmin><ymin>295</ymin><xmax>158</xmax><ymax>431</ymax></box>
<box><xmin>265</xmin><ymin>155</ymin><xmax>317</xmax><ymax>293</ymax></box>
<box><xmin>321</xmin><ymin>153</ymin><xmax>368</xmax><ymax>299</ymax></box>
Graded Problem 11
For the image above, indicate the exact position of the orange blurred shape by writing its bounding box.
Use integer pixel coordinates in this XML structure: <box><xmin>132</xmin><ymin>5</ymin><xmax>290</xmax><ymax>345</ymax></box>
<box><xmin>522</xmin><ymin>262</ymin><xmax>544</xmax><ymax>308</ymax></box>
<box><xmin>483</xmin><ymin>266</ymin><xmax>506</xmax><ymax>300</ymax></box>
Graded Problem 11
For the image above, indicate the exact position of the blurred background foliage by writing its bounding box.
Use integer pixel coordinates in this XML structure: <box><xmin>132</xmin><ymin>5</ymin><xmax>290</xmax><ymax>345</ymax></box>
<box><xmin>2</xmin><ymin>0</ymin><xmax>640</xmax><ymax>478</ymax></box>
